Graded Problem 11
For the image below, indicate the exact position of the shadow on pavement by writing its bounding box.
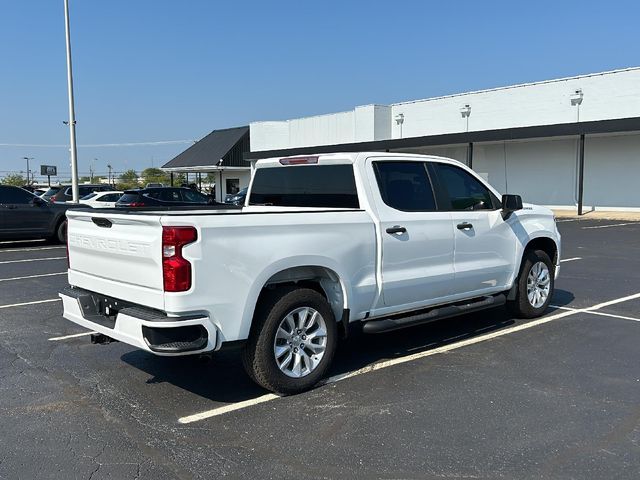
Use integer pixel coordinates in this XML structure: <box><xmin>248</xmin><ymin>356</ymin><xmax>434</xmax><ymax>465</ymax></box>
<box><xmin>118</xmin><ymin>301</ymin><xmax>582</xmax><ymax>403</ymax></box>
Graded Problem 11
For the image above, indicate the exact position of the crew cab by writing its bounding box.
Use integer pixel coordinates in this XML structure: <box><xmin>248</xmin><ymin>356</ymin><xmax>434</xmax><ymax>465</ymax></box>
<box><xmin>60</xmin><ymin>153</ymin><xmax>561</xmax><ymax>394</ymax></box>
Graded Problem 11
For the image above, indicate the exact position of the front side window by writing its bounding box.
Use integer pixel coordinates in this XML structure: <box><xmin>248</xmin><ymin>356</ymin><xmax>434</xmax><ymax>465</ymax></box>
<box><xmin>373</xmin><ymin>161</ymin><xmax>437</xmax><ymax>212</ymax></box>
<box><xmin>433</xmin><ymin>163</ymin><xmax>497</xmax><ymax>211</ymax></box>
<box><xmin>249</xmin><ymin>164</ymin><xmax>359</xmax><ymax>208</ymax></box>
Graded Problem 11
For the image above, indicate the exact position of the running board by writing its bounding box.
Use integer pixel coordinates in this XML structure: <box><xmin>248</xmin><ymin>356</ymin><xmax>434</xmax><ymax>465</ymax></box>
<box><xmin>362</xmin><ymin>294</ymin><xmax>506</xmax><ymax>334</ymax></box>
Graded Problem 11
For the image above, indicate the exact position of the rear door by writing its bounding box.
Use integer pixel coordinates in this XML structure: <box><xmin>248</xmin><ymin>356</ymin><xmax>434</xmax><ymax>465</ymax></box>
<box><xmin>1</xmin><ymin>187</ymin><xmax>52</xmax><ymax>234</ymax></box>
<box><xmin>367</xmin><ymin>159</ymin><xmax>455</xmax><ymax>314</ymax></box>
<box><xmin>429</xmin><ymin>162</ymin><xmax>517</xmax><ymax>296</ymax></box>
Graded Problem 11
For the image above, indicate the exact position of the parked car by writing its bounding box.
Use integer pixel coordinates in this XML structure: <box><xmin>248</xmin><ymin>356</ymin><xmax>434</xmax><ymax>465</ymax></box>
<box><xmin>0</xmin><ymin>185</ymin><xmax>81</xmax><ymax>242</ymax></box>
<box><xmin>145</xmin><ymin>183</ymin><xmax>165</xmax><ymax>188</ymax></box>
<box><xmin>41</xmin><ymin>186</ymin><xmax>61</xmax><ymax>202</ymax></box>
<box><xmin>79</xmin><ymin>190</ymin><xmax>124</xmax><ymax>208</ymax></box>
<box><xmin>225</xmin><ymin>187</ymin><xmax>248</xmax><ymax>205</ymax></box>
<box><xmin>49</xmin><ymin>184</ymin><xmax>111</xmax><ymax>203</ymax></box>
<box><xmin>116</xmin><ymin>187</ymin><xmax>216</xmax><ymax>208</ymax></box>
<box><xmin>61</xmin><ymin>152</ymin><xmax>561</xmax><ymax>394</ymax></box>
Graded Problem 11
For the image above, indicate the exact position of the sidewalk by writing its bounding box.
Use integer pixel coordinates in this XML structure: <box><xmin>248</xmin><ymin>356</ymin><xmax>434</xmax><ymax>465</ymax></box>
<box><xmin>552</xmin><ymin>208</ymin><xmax>640</xmax><ymax>221</ymax></box>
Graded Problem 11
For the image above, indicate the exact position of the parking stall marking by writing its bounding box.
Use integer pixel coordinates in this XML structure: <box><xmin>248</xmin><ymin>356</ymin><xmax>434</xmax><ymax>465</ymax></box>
<box><xmin>0</xmin><ymin>272</ymin><xmax>66</xmax><ymax>283</ymax></box>
<box><xmin>560</xmin><ymin>257</ymin><xmax>582</xmax><ymax>263</ymax></box>
<box><xmin>48</xmin><ymin>331</ymin><xmax>95</xmax><ymax>341</ymax></box>
<box><xmin>0</xmin><ymin>246</ymin><xmax>66</xmax><ymax>253</ymax></box>
<box><xmin>0</xmin><ymin>298</ymin><xmax>61</xmax><ymax>309</ymax></box>
<box><xmin>582</xmin><ymin>222</ymin><xmax>640</xmax><ymax>230</ymax></box>
<box><xmin>178</xmin><ymin>290</ymin><xmax>640</xmax><ymax>424</ymax></box>
<box><xmin>551</xmin><ymin>305</ymin><xmax>640</xmax><ymax>322</ymax></box>
<box><xmin>0</xmin><ymin>256</ymin><xmax>66</xmax><ymax>265</ymax></box>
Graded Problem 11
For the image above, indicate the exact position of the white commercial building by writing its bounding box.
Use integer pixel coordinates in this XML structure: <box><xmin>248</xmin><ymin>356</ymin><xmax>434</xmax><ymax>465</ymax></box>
<box><xmin>248</xmin><ymin>67</ymin><xmax>640</xmax><ymax>211</ymax></box>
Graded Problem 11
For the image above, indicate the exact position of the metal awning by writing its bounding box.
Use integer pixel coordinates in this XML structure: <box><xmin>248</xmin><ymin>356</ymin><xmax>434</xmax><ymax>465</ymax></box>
<box><xmin>163</xmin><ymin>126</ymin><xmax>250</xmax><ymax>171</ymax></box>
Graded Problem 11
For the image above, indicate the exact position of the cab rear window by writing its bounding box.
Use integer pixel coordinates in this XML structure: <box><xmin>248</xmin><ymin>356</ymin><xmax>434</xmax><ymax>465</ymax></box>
<box><xmin>249</xmin><ymin>164</ymin><xmax>359</xmax><ymax>208</ymax></box>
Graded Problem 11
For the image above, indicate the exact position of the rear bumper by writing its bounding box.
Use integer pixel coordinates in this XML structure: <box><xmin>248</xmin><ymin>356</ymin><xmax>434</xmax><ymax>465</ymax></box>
<box><xmin>59</xmin><ymin>286</ymin><xmax>217</xmax><ymax>356</ymax></box>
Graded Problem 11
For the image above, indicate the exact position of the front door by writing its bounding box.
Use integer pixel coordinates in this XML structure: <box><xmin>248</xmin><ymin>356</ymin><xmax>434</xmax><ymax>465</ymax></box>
<box><xmin>367</xmin><ymin>159</ymin><xmax>455</xmax><ymax>315</ymax></box>
<box><xmin>430</xmin><ymin>162</ymin><xmax>517</xmax><ymax>296</ymax></box>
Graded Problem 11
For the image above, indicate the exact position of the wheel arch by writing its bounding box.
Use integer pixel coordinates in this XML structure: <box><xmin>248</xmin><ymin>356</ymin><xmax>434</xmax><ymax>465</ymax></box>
<box><xmin>240</xmin><ymin>258</ymin><xmax>351</xmax><ymax>341</ymax></box>
<box><xmin>508</xmin><ymin>235</ymin><xmax>558</xmax><ymax>301</ymax></box>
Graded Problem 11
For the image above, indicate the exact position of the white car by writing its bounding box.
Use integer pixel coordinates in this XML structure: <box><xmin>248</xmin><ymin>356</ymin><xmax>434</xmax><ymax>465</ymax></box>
<box><xmin>78</xmin><ymin>190</ymin><xmax>123</xmax><ymax>208</ymax></box>
<box><xmin>61</xmin><ymin>152</ymin><xmax>561</xmax><ymax>394</ymax></box>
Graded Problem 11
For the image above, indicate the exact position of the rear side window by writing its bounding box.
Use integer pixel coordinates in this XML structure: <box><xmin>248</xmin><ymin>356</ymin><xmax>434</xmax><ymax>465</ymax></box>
<box><xmin>249</xmin><ymin>165</ymin><xmax>359</xmax><ymax>208</ymax></box>
<box><xmin>182</xmin><ymin>190</ymin><xmax>208</xmax><ymax>203</ymax></box>
<box><xmin>0</xmin><ymin>186</ymin><xmax>35</xmax><ymax>204</ymax></box>
<box><xmin>81</xmin><ymin>193</ymin><xmax>98</xmax><ymax>200</ymax></box>
<box><xmin>118</xmin><ymin>193</ymin><xmax>140</xmax><ymax>203</ymax></box>
<box><xmin>373</xmin><ymin>162</ymin><xmax>437</xmax><ymax>212</ymax></box>
<box><xmin>433</xmin><ymin>163</ymin><xmax>498</xmax><ymax>211</ymax></box>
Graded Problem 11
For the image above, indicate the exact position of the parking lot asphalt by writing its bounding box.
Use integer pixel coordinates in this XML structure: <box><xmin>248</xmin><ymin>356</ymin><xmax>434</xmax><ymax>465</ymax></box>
<box><xmin>1</xmin><ymin>220</ymin><xmax>639</xmax><ymax>479</ymax></box>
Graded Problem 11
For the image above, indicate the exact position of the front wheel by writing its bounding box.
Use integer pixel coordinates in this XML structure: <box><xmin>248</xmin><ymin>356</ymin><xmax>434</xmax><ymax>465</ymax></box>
<box><xmin>507</xmin><ymin>249</ymin><xmax>555</xmax><ymax>318</ymax></box>
<box><xmin>242</xmin><ymin>287</ymin><xmax>337</xmax><ymax>395</ymax></box>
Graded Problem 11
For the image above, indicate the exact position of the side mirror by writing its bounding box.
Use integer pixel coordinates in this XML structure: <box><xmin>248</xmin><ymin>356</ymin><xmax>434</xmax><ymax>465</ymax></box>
<box><xmin>501</xmin><ymin>194</ymin><xmax>523</xmax><ymax>218</ymax></box>
<box><xmin>32</xmin><ymin>196</ymin><xmax>47</xmax><ymax>206</ymax></box>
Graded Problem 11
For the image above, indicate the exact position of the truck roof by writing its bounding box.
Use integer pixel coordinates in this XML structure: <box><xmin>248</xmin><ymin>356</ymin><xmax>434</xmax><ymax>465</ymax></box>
<box><xmin>254</xmin><ymin>151</ymin><xmax>465</xmax><ymax>168</ymax></box>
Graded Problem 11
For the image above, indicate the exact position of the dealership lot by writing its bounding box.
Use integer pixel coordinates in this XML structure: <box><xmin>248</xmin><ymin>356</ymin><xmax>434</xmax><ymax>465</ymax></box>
<box><xmin>1</xmin><ymin>219</ymin><xmax>639</xmax><ymax>479</ymax></box>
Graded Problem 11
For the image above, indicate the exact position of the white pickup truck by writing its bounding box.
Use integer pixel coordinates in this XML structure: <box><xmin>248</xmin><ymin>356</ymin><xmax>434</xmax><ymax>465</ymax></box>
<box><xmin>61</xmin><ymin>152</ymin><xmax>560</xmax><ymax>394</ymax></box>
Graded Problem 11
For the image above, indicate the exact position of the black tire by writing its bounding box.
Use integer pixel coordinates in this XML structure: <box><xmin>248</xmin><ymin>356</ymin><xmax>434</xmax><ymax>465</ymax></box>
<box><xmin>52</xmin><ymin>219</ymin><xmax>67</xmax><ymax>244</ymax></box>
<box><xmin>242</xmin><ymin>286</ymin><xmax>338</xmax><ymax>395</ymax></box>
<box><xmin>507</xmin><ymin>249</ymin><xmax>555</xmax><ymax>318</ymax></box>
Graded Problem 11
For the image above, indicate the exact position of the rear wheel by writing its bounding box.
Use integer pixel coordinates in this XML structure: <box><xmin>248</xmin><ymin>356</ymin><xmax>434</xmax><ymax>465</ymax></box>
<box><xmin>242</xmin><ymin>287</ymin><xmax>337</xmax><ymax>395</ymax></box>
<box><xmin>507</xmin><ymin>249</ymin><xmax>554</xmax><ymax>318</ymax></box>
<box><xmin>52</xmin><ymin>219</ymin><xmax>67</xmax><ymax>244</ymax></box>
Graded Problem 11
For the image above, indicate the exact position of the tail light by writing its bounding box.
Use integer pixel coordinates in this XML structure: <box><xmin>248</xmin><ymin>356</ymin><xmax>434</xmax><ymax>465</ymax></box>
<box><xmin>162</xmin><ymin>226</ymin><xmax>197</xmax><ymax>292</ymax></box>
<box><xmin>127</xmin><ymin>202</ymin><xmax>146</xmax><ymax>207</ymax></box>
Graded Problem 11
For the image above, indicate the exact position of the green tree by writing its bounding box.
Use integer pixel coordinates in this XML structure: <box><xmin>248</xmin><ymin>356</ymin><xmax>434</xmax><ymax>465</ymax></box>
<box><xmin>117</xmin><ymin>169</ymin><xmax>139</xmax><ymax>190</ymax></box>
<box><xmin>141</xmin><ymin>167</ymin><xmax>169</xmax><ymax>186</ymax></box>
<box><xmin>1</xmin><ymin>173</ymin><xmax>26</xmax><ymax>186</ymax></box>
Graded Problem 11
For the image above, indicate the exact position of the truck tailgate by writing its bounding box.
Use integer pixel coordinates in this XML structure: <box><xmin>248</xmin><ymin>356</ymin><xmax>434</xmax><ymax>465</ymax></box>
<box><xmin>66</xmin><ymin>210</ymin><xmax>165</xmax><ymax>310</ymax></box>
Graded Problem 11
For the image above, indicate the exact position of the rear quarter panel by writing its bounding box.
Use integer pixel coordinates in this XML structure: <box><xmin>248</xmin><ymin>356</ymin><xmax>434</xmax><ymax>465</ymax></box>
<box><xmin>162</xmin><ymin>210</ymin><xmax>377</xmax><ymax>344</ymax></box>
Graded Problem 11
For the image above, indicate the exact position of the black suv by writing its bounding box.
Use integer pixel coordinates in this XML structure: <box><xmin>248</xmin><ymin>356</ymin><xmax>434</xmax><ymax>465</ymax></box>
<box><xmin>116</xmin><ymin>187</ymin><xmax>218</xmax><ymax>208</ymax></box>
<box><xmin>0</xmin><ymin>185</ymin><xmax>80</xmax><ymax>242</ymax></box>
<box><xmin>49</xmin><ymin>184</ymin><xmax>111</xmax><ymax>203</ymax></box>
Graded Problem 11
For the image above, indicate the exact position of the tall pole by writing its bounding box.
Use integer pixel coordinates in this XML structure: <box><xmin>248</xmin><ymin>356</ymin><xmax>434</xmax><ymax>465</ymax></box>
<box><xmin>577</xmin><ymin>134</ymin><xmax>585</xmax><ymax>216</ymax></box>
<box><xmin>64</xmin><ymin>0</ymin><xmax>79</xmax><ymax>202</ymax></box>
<box><xmin>23</xmin><ymin>157</ymin><xmax>33</xmax><ymax>185</ymax></box>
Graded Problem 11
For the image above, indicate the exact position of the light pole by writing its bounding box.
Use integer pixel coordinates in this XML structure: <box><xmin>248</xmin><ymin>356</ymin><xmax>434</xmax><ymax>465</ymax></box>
<box><xmin>22</xmin><ymin>157</ymin><xmax>34</xmax><ymax>185</ymax></box>
<box><xmin>107</xmin><ymin>164</ymin><xmax>113</xmax><ymax>187</ymax></box>
<box><xmin>63</xmin><ymin>0</ymin><xmax>79</xmax><ymax>202</ymax></box>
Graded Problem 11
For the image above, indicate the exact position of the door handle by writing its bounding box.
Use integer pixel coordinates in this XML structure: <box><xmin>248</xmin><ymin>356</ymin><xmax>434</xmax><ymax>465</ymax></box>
<box><xmin>386</xmin><ymin>225</ymin><xmax>407</xmax><ymax>235</ymax></box>
<box><xmin>457</xmin><ymin>222</ymin><xmax>473</xmax><ymax>230</ymax></box>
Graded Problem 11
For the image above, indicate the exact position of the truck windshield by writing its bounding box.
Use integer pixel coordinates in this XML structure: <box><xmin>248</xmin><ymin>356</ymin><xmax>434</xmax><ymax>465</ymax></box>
<box><xmin>249</xmin><ymin>164</ymin><xmax>359</xmax><ymax>208</ymax></box>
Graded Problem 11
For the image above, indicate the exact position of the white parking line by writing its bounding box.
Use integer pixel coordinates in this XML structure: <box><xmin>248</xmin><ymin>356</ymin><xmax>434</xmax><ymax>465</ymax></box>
<box><xmin>0</xmin><ymin>257</ymin><xmax>66</xmax><ymax>265</ymax></box>
<box><xmin>0</xmin><ymin>246</ymin><xmax>65</xmax><ymax>253</ymax></box>
<box><xmin>48</xmin><ymin>331</ymin><xmax>95</xmax><ymax>341</ymax></box>
<box><xmin>178</xmin><ymin>309</ymin><xmax>579</xmax><ymax>424</ymax></box>
<box><xmin>584</xmin><ymin>310</ymin><xmax>640</xmax><ymax>323</ymax></box>
<box><xmin>178</xmin><ymin>291</ymin><xmax>640</xmax><ymax>424</ymax></box>
<box><xmin>0</xmin><ymin>272</ymin><xmax>66</xmax><ymax>283</ymax></box>
<box><xmin>560</xmin><ymin>257</ymin><xmax>582</xmax><ymax>263</ymax></box>
<box><xmin>0</xmin><ymin>298</ymin><xmax>61</xmax><ymax>309</ymax></box>
<box><xmin>0</xmin><ymin>239</ymin><xmax>45</xmax><ymax>245</ymax></box>
<box><xmin>582</xmin><ymin>222</ymin><xmax>640</xmax><ymax>229</ymax></box>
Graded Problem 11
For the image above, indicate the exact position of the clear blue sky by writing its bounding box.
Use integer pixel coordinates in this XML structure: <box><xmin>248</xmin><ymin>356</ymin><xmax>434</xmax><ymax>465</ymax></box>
<box><xmin>1</xmin><ymin>0</ymin><xmax>639</xmax><ymax>179</ymax></box>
